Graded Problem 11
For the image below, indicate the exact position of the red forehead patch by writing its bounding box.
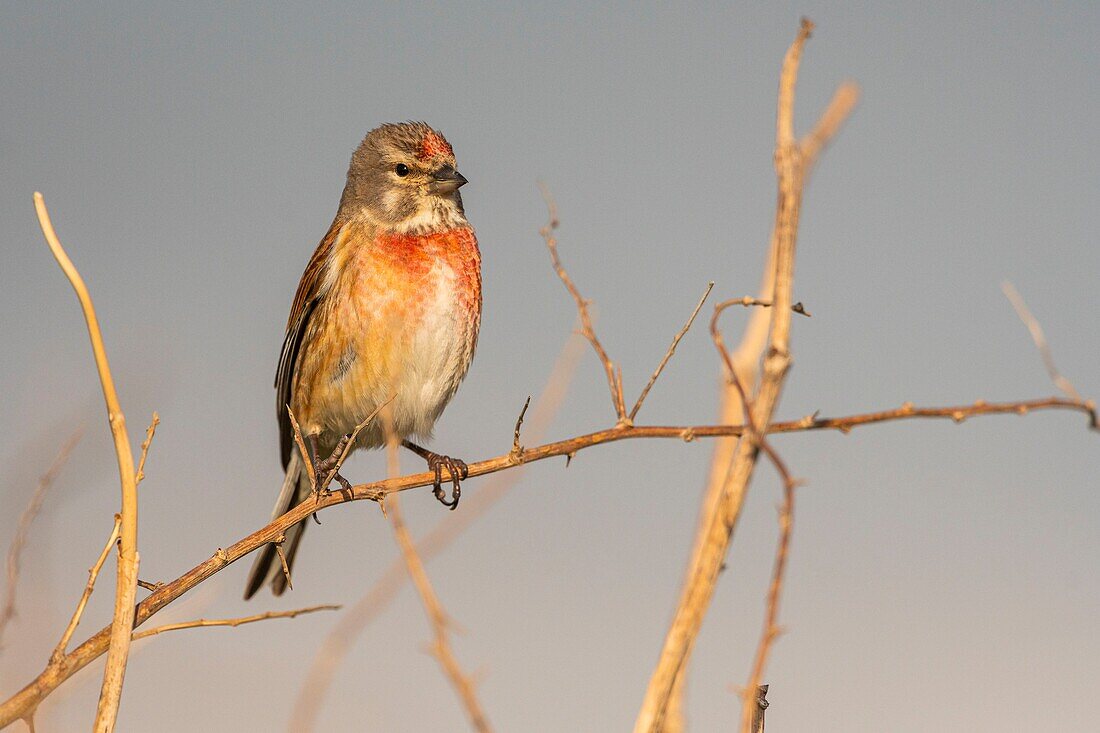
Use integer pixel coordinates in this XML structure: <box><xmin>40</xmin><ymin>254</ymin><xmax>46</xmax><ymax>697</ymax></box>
<box><xmin>417</xmin><ymin>130</ymin><xmax>453</xmax><ymax>160</ymax></box>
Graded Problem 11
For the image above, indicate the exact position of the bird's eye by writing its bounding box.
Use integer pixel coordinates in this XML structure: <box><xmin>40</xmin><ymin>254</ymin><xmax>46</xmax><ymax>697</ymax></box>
<box><xmin>394</xmin><ymin>163</ymin><xmax>410</xmax><ymax>177</ymax></box>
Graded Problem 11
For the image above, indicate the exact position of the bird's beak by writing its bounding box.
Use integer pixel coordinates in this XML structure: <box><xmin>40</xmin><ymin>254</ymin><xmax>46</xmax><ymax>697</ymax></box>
<box><xmin>429</xmin><ymin>165</ymin><xmax>468</xmax><ymax>194</ymax></box>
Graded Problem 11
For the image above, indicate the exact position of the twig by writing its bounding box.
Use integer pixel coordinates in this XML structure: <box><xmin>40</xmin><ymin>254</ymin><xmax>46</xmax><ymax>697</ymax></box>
<box><xmin>290</xmin><ymin>332</ymin><xmax>584</xmax><ymax>733</ymax></box>
<box><xmin>131</xmin><ymin>605</ymin><xmax>339</xmax><ymax>640</ymax></box>
<box><xmin>750</xmin><ymin>685</ymin><xmax>769</xmax><ymax>733</ymax></box>
<box><xmin>34</xmin><ymin>192</ymin><xmax>139</xmax><ymax>733</ymax></box>
<box><xmin>715</xmin><ymin>296</ymin><xmax>811</xmax><ymax>318</ymax></box>
<box><xmin>629</xmin><ymin>283</ymin><xmax>715</xmax><ymax>420</ymax></box>
<box><xmin>50</xmin><ymin>516</ymin><xmax>122</xmax><ymax>665</ymax></box>
<box><xmin>538</xmin><ymin>184</ymin><xmax>628</xmax><ymax>424</ymax></box>
<box><xmin>134</xmin><ymin>414</ymin><xmax>159</xmax><ymax>487</ymax></box>
<box><xmin>383</xmin><ymin>433</ymin><xmax>493</xmax><ymax>732</ymax></box>
<box><xmin>511</xmin><ymin>397</ymin><xmax>531</xmax><ymax>455</ymax></box>
<box><xmin>274</xmin><ymin>542</ymin><xmax>293</xmax><ymax>592</ymax></box>
<box><xmin>286</xmin><ymin>407</ymin><xmax>316</xmax><ymax>492</ymax></box>
<box><xmin>0</xmin><ymin>431</ymin><xmax>83</xmax><ymax>649</ymax></box>
<box><xmin>1001</xmin><ymin>281</ymin><xmax>1081</xmax><ymax>401</ymax></box>
<box><xmin>711</xmin><ymin>298</ymin><xmax>802</xmax><ymax>733</ymax></box>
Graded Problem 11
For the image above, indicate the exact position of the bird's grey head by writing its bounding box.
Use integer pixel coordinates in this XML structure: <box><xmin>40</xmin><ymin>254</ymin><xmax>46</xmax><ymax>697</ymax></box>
<box><xmin>339</xmin><ymin>121</ymin><xmax>468</xmax><ymax>232</ymax></box>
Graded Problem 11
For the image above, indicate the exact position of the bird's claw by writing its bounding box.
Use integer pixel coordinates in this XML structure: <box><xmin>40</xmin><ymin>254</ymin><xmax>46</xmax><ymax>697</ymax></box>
<box><xmin>428</xmin><ymin>454</ymin><xmax>468</xmax><ymax>510</ymax></box>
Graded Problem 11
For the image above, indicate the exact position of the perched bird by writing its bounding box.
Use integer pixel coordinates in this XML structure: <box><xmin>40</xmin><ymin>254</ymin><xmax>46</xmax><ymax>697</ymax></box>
<box><xmin>245</xmin><ymin>122</ymin><xmax>481</xmax><ymax>598</ymax></box>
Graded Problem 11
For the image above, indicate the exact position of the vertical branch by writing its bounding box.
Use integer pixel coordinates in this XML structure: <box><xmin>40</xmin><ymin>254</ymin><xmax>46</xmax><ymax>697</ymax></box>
<box><xmin>33</xmin><ymin>194</ymin><xmax>139</xmax><ymax>733</ymax></box>
<box><xmin>633</xmin><ymin>20</ymin><xmax>858</xmax><ymax>732</ymax></box>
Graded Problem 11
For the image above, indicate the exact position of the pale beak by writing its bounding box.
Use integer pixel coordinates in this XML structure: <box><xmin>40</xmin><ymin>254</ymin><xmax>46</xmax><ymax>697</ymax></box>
<box><xmin>429</xmin><ymin>165</ymin><xmax>468</xmax><ymax>194</ymax></box>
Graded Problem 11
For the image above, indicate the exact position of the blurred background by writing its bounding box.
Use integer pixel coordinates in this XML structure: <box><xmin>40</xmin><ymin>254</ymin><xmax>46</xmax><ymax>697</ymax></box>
<box><xmin>1</xmin><ymin>2</ymin><xmax>1097</xmax><ymax>731</ymax></box>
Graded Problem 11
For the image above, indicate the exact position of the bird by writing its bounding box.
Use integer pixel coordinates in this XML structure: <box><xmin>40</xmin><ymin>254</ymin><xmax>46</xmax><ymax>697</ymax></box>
<box><xmin>245</xmin><ymin>122</ymin><xmax>481</xmax><ymax>598</ymax></box>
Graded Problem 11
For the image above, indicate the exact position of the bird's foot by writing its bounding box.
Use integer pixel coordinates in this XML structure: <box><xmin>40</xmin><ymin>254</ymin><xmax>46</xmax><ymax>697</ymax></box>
<box><xmin>401</xmin><ymin>440</ymin><xmax>468</xmax><ymax>509</ymax></box>
<box><xmin>426</xmin><ymin>453</ymin><xmax>468</xmax><ymax>510</ymax></box>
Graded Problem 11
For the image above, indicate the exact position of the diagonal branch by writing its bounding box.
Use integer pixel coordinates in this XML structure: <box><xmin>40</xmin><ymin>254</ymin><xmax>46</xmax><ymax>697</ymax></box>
<box><xmin>34</xmin><ymin>193</ymin><xmax>139</xmax><ymax>733</ymax></box>
<box><xmin>539</xmin><ymin>184</ymin><xmax>628</xmax><ymax>424</ymax></box>
<box><xmin>629</xmin><ymin>283</ymin><xmax>715</xmax><ymax>420</ymax></box>
<box><xmin>0</xmin><ymin>431</ymin><xmax>83</xmax><ymax>650</ymax></box>
<box><xmin>1001</xmin><ymin>281</ymin><xmax>1082</xmax><ymax>401</ymax></box>
<box><xmin>1</xmin><ymin>391</ymin><xmax>1092</xmax><ymax>728</ymax></box>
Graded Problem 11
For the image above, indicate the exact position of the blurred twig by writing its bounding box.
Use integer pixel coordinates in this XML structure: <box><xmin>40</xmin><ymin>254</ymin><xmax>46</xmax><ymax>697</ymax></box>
<box><xmin>0</xmin><ymin>431</ymin><xmax>83</xmax><ymax>650</ymax></box>
<box><xmin>382</xmin><ymin>425</ymin><xmax>493</xmax><ymax>732</ymax></box>
<box><xmin>1002</xmin><ymin>281</ymin><xmax>1082</xmax><ymax>401</ymax></box>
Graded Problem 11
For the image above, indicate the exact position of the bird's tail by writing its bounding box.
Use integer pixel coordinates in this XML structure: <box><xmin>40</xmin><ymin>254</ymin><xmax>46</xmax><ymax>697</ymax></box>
<box><xmin>244</xmin><ymin>451</ymin><xmax>312</xmax><ymax>599</ymax></box>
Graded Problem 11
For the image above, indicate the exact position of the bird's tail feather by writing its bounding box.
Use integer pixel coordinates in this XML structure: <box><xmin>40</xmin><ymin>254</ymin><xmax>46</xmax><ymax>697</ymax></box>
<box><xmin>243</xmin><ymin>451</ymin><xmax>312</xmax><ymax>599</ymax></box>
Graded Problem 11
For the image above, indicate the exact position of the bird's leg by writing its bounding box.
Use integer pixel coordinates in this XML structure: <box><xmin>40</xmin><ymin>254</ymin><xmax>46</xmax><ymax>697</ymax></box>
<box><xmin>401</xmin><ymin>439</ymin><xmax>468</xmax><ymax>510</ymax></box>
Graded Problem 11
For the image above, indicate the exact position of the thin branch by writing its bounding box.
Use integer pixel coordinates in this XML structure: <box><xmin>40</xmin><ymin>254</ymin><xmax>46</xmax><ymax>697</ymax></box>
<box><xmin>131</xmin><ymin>605</ymin><xmax>339</xmax><ymax>640</ymax></box>
<box><xmin>511</xmin><ymin>397</ymin><xmax>531</xmax><ymax>455</ymax></box>
<box><xmin>383</xmin><ymin>431</ymin><xmax>493</xmax><ymax>732</ymax></box>
<box><xmin>715</xmin><ymin>296</ymin><xmax>811</xmax><ymax>318</ymax></box>
<box><xmin>0</xmin><ymin>431</ymin><xmax>83</xmax><ymax>649</ymax></box>
<box><xmin>538</xmin><ymin>184</ymin><xmax>628</xmax><ymax>424</ymax></box>
<box><xmin>51</xmin><ymin>516</ymin><xmax>121</xmax><ymax>665</ymax></box>
<box><xmin>1001</xmin><ymin>281</ymin><xmax>1081</xmax><ymax>401</ymax></box>
<box><xmin>712</xmin><ymin>297</ymin><xmax>802</xmax><ymax>733</ymax></box>
<box><xmin>1</xmin><ymin>392</ymin><xmax>1091</xmax><ymax>728</ymax></box>
<box><xmin>134</xmin><ymin>414</ymin><xmax>159</xmax><ymax>488</ymax></box>
<box><xmin>629</xmin><ymin>283</ymin><xmax>715</xmax><ymax>420</ymax></box>
<box><xmin>286</xmin><ymin>407</ymin><xmax>316</xmax><ymax>492</ymax></box>
<box><xmin>274</xmin><ymin>542</ymin><xmax>293</xmax><ymax>592</ymax></box>
<box><xmin>290</xmin><ymin>332</ymin><xmax>585</xmax><ymax>733</ymax></box>
<box><xmin>33</xmin><ymin>192</ymin><xmax>139</xmax><ymax>733</ymax></box>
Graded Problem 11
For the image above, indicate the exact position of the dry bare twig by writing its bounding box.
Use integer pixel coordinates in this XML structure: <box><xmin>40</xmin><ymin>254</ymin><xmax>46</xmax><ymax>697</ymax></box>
<box><xmin>34</xmin><ymin>193</ymin><xmax>140</xmax><ymax>733</ymax></box>
<box><xmin>629</xmin><ymin>283</ymin><xmax>715</xmax><ymax>421</ymax></box>
<box><xmin>0</xmin><ymin>431</ymin><xmax>82</xmax><ymax>650</ymax></box>
<box><xmin>539</xmin><ymin>184</ymin><xmax>629</xmax><ymax>424</ymax></box>
<box><xmin>134</xmin><ymin>414</ymin><xmax>159</xmax><ymax>488</ymax></box>
<box><xmin>131</xmin><ymin>605</ymin><xmax>340</xmax><ymax>640</ymax></box>
<box><xmin>51</xmin><ymin>516</ymin><xmax>122</xmax><ymax>666</ymax></box>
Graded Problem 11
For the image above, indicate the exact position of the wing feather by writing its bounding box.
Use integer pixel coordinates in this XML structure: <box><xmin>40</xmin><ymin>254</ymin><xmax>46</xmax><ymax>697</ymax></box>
<box><xmin>276</xmin><ymin>217</ymin><xmax>346</xmax><ymax>469</ymax></box>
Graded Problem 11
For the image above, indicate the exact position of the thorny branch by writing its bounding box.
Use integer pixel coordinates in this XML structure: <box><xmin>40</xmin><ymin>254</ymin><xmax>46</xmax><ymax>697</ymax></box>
<box><xmin>0</xmin><ymin>431</ymin><xmax>82</xmax><ymax>649</ymax></box>
<box><xmin>1</xmin><ymin>392</ymin><xmax>1093</xmax><ymax>728</ymax></box>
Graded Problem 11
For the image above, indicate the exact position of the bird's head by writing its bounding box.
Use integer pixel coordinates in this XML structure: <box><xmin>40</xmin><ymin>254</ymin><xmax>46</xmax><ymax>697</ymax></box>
<box><xmin>340</xmin><ymin>121</ymin><xmax>468</xmax><ymax>232</ymax></box>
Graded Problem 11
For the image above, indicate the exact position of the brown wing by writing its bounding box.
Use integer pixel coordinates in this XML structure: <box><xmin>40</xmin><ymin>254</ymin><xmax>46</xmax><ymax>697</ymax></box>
<box><xmin>276</xmin><ymin>217</ymin><xmax>346</xmax><ymax>469</ymax></box>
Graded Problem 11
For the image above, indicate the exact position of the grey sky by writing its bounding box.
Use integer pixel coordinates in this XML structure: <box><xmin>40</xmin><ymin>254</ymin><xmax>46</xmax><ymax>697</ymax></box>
<box><xmin>1</xmin><ymin>2</ymin><xmax>1097</xmax><ymax>731</ymax></box>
